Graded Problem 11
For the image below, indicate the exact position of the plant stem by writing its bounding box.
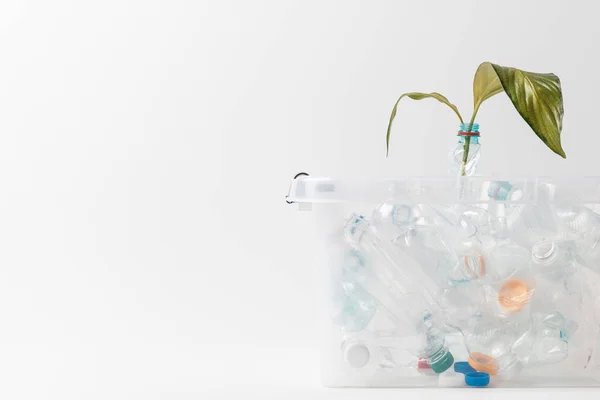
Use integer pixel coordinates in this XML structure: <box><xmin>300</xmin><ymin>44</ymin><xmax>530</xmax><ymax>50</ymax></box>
<box><xmin>459</xmin><ymin>136</ymin><xmax>471</xmax><ymax>176</ymax></box>
<box><xmin>459</xmin><ymin>115</ymin><xmax>478</xmax><ymax>176</ymax></box>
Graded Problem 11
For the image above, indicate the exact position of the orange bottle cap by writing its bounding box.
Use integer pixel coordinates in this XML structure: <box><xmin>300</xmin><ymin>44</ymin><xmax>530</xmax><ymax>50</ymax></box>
<box><xmin>468</xmin><ymin>352</ymin><xmax>498</xmax><ymax>375</ymax></box>
<box><xmin>498</xmin><ymin>278</ymin><xmax>530</xmax><ymax>312</ymax></box>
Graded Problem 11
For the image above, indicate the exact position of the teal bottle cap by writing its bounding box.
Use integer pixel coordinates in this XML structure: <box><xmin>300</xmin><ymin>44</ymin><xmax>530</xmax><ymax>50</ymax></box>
<box><xmin>488</xmin><ymin>181</ymin><xmax>513</xmax><ymax>200</ymax></box>
<box><xmin>430</xmin><ymin>350</ymin><xmax>454</xmax><ymax>373</ymax></box>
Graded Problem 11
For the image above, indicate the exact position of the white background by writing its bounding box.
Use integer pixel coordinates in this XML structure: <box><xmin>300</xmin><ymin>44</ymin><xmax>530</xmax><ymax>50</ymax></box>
<box><xmin>1</xmin><ymin>0</ymin><xmax>600</xmax><ymax>398</ymax></box>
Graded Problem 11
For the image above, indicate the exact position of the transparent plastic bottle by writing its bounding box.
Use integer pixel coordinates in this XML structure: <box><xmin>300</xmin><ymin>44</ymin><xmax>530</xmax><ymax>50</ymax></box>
<box><xmin>487</xmin><ymin>180</ymin><xmax>557</xmax><ymax>248</ymax></box>
<box><xmin>381</xmin><ymin>215</ymin><xmax>485</xmax><ymax>287</ymax></box>
<box><xmin>456</xmin><ymin>315</ymin><xmax>523</xmax><ymax>377</ymax></box>
<box><xmin>402</xmin><ymin>221</ymin><xmax>466</xmax><ymax>286</ymax></box>
<box><xmin>512</xmin><ymin>312</ymin><xmax>577</xmax><ymax>367</ymax></box>
<box><xmin>555</xmin><ymin>206</ymin><xmax>600</xmax><ymax>270</ymax></box>
<box><xmin>531</xmin><ymin>271</ymin><xmax>583</xmax><ymax>321</ymax></box>
<box><xmin>481</xmin><ymin>242</ymin><xmax>531</xmax><ymax>284</ymax></box>
<box><xmin>330</xmin><ymin>275</ymin><xmax>378</xmax><ymax>332</ymax></box>
<box><xmin>448</xmin><ymin>123</ymin><xmax>481</xmax><ymax>176</ymax></box>
<box><xmin>343</xmin><ymin>214</ymin><xmax>455</xmax><ymax>373</ymax></box>
<box><xmin>531</xmin><ymin>239</ymin><xmax>577</xmax><ymax>281</ymax></box>
<box><xmin>457</xmin><ymin>206</ymin><xmax>493</xmax><ymax>239</ymax></box>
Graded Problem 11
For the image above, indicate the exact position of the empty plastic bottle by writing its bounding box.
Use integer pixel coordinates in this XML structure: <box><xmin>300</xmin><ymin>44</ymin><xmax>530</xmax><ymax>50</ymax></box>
<box><xmin>531</xmin><ymin>272</ymin><xmax>582</xmax><ymax>320</ymax></box>
<box><xmin>379</xmin><ymin>214</ymin><xmax>486</xmax><ymax>288</ymax></box>
<box><xmin>328</xmin><ymin>249</ymin><xmax>379</xmax><ymax>332</ymax></box>
<box><xmin>487</xmin><ymin>180</ymin><xmax>557</xmax><ymax>248</ymax></box>
<box><xmin>331</xmin><ymin>275</ymin><xmax>378</xmax><ymax>332</ymax></box>
<box><xmin>556</xmin><ymin>206</ymin><xmax>600</xmax><ymax>239</ymax></box>
<box><xmin>448</xmin><ymin>123</ymin><xmax>481</xmax><ymax>176</ymax></box>
<box><xmin>343</xmin><ymin>214</ymin><xmax>455</xmax><ymax>373</ymax></box>
<box><xmin>512</xmin><ymin>312</ymin><xmax>577</xmax><ymax>367</ymax></box>
<box><xmin>455</xmin><ymin>315</ymin><xmax>523</xmax><ymax>377</ymax></box>
<box><xmin>531</xmin><ymin>239</ymin><xmax>577</xmax><ymax>281</ymax></box>
<box><xmin>458</xmin><ymin>206</ymin><xmax>493</xmax><ymax>238</ymax></box>
<box><xmin>555</xmin><ymin>206</ymin><xmax>600</xmax><ymax>270</ymax></box>
<box><xmin>481</xmin><ymin>242</ymin><xmax>531</xmax><ymax>284</ymax></box>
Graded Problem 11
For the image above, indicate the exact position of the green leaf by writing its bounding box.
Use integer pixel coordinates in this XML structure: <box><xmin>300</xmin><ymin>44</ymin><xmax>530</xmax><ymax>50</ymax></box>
<box><xmin>490</xmin><ymin>63</ymin><xmax>566</xmax><ymax>158</ymax></box>
<box><xmin>473</xmin><ymin>62</ymin><xmax>504</xmax><ymax>116</ymax></box>
<box><xmin>386</xmin><ymin>92</ymin><xmax>463</xmax><ymax>156</ymax></box>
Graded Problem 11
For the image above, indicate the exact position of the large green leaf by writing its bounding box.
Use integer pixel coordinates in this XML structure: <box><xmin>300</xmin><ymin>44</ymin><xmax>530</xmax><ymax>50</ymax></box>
<box><xmin>473</xmin><ymin>62</ymin><xmax>504</xmax><ymax>116</ymax></box>
<box><xmin>386</xmin><ymin>92</ymin><xmax>463</xmax><ymax>156</ymax></box>
<box><xmin>490</xmin><ymin>63</ymin><xmax>565</xmax><ymax>158</ymax></box>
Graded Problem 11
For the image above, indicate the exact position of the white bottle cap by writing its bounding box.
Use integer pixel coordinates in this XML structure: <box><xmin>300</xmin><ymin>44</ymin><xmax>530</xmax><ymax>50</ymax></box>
<box><xmin>438</xmin><ymin>370</ymin><xmax>465</xmax><ymax>387</ymax></box>
<box><xmin>343</xmin><ymin>342</ymin><xmax>370</xmax><ymax>368</ymax></box>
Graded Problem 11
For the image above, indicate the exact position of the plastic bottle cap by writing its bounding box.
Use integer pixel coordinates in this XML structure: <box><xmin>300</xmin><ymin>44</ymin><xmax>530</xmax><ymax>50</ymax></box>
<box><xmin>465</xmin><ymin>372</ymin><xmax>490</xmax><ymax>387</ymax></box>
<box><xmin>488</xmin><ymin>181</ymin><xmax>513</xmax><ymax>200</ymax></box>
<box><xmin>498</xmin><ymin>279</ymin><xmax>530</xmax><ymax>312</ymax></box>
<box><xmin>438</xmin><ymin>370</ymin><xmax>466</xmax><ymax>387</ymax></box>
<box><xmin>468</xmin><ymin>352</ymin><xmax>498</xmax><ymax>375</ymax></box>
<box><xmin>430</xmin><ymin>350</ymin><xmax>454</xmax><ymax>373</ymax></box>
<box><xmin>454</xmin><ymin>361</ymin><xmax>476</xmax><ymax>374</ymax></box>
<box><xmin>343</xmin><ymin>342</ymin><xmax>370</xmax><ymax>368</ymax></box>
<box><xmin>417</xmin><ymin>359</ymin><xmax>431</xmax><ymax>369</ymax></box>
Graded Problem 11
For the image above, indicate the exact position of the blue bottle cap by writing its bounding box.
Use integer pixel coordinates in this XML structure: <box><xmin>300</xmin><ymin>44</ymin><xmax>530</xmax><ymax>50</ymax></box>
<box><xmin>454</xmin><ymin>361</ymin><xmax>476</xmax><ymax>374</ymax></box>
<box><xmin>465</xmin><ymin>371</ymin><xmax>490</xmax><ymax>387</ymax></box>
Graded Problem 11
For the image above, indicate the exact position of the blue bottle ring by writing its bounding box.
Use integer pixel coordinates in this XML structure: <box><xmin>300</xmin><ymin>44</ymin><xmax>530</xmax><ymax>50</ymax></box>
<box><xmin>454</xmin><ymin>361</ymin><xmax>476</xmax><ymax>374</ymax></box>
<box><xmin>465</xmin><ymin>372</ymin><xmax>490</xmax><ymax>387</ymax></box>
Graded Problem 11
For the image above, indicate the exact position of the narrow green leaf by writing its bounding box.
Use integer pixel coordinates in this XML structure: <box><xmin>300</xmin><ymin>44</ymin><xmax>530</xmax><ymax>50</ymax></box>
<box><xmin>490</xmin><ymin>63</ymin><xmax>566</xmax><ymax>158</ymax></box>
<box><xmin>386</xmin><ymin>92</ymin><xmax>463</xmax><ymax>156</ymax></box>
<box><xmin>472</xmin><ymin>62</ymin><xmax>504</xmax><ymax>117</ymax></box>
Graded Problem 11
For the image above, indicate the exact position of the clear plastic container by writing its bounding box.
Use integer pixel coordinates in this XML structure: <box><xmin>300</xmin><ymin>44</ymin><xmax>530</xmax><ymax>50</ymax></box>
<box><xmin>287</xmin><ymin>176</ymin><xmax>600</xmax><ymax>387</ymax></box>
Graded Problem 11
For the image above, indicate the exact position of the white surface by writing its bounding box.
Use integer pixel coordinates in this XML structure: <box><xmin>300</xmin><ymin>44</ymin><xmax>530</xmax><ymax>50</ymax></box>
<box><xmin>1</xmin><ymin>0</ymin><xmax>600</xmax><ymax>398</ymax></box>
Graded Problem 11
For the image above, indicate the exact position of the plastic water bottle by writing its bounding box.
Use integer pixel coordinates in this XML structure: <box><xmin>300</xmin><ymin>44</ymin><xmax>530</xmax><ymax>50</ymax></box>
<box><xmin>555</xmin><ymin>206</ymin><xmax>600</xmax><ymax>270</ymax></box>
<box><xmin>456</xmin><ymin>314</ymin><xmax>523</xmax><ymax>377</ymax></box>
<box><xmin>531</xmin><ymin>272</ymin><xmax>583</xmax><ymax>320</ymax></box>
<box><xmin>556</xmin><ymin>206</ymin><xmax>600</xmax><ymax>240</ymax></box>
<box><xmin>343</xmin><ymin>214</ymin><xmax>455</xmax><ymax>373</ymax></box>
<box><xmin>448</xmin><ymin>123</ymin><xmax>481</xmax><ymax>176</ymax></box>
<box><xmin>401</xmin><ymin>221</ymin><xmax>467</xmax><ymax>286</ymax></box>
<box><xmin>512</xmin><ymin>312</ymin><xmax>577</xmax><ymax>367</ymax></box>
<box><xmin>481</xmin><ymin>242</ymin><xmax>531</xmax><ymax>284</ymax></box>
<box><xmin>487</xmin><ymin>180</ymin><xmax>557</xmax><ymax>248</ymax></box>
<box><xmin>332</xmin><ymin>246</ymin><xmax>424</xmax><ymax>334</ymax></box>
<box><xmin>531</xmin><ymin>239</ymin><xmax>577</xmax><ymax>281</ymax></box>
<box><xmin>330</xmin><ymin>275</ymin><xmax>378</xmax><ymax>332</ymax></box>
<box><xmin>440</xmin><ymin>281</ymin><xmax>485</xmax><ymax>328</ymax></box>
<box><xmin>379</xmin><ymin>214</ymin><xmax>485</xmax><ymax>287</ymax></box>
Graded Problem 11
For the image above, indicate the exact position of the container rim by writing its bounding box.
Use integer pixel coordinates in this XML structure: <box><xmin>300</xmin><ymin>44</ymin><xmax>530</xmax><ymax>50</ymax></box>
<box><xmin>286</xmin><ymin>175</ymin><xmax>600</xmax><ymax>205</ymax></box>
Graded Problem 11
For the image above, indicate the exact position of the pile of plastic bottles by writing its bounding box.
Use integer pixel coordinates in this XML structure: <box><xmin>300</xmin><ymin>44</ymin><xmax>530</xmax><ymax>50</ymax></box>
<box><xmin>329</xmin><ymin>179</ymin><xmax>600</xmax><ymax>387</ymax></box>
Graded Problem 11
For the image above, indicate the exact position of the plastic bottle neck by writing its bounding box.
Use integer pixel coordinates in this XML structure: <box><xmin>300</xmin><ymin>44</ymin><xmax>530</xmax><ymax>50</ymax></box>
<box><xmin>460</xmin><ymin>122</ymin><xmax>479</xmax><ymax>133</ymax></box>
<box><xmin>458</xmin><ymin>136</ymin><xmax>479</xmax><ymax>144</ymax></box>
<box><xmin>532</xmin><ymin>239</ymin><xmax>558</xmax><ymax>265</ymax></box>
<box><xmin>458</xmin><ymin>122</ymin><xmax>480</xmax><ymax>144</ymax></box>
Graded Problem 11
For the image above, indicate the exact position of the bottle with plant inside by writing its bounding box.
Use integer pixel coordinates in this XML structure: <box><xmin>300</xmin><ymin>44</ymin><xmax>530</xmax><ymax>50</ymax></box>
<box><xmin>448</xmin><ymin>123</ymin><xmax>481</xmax><ymax>176</ymax></box>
